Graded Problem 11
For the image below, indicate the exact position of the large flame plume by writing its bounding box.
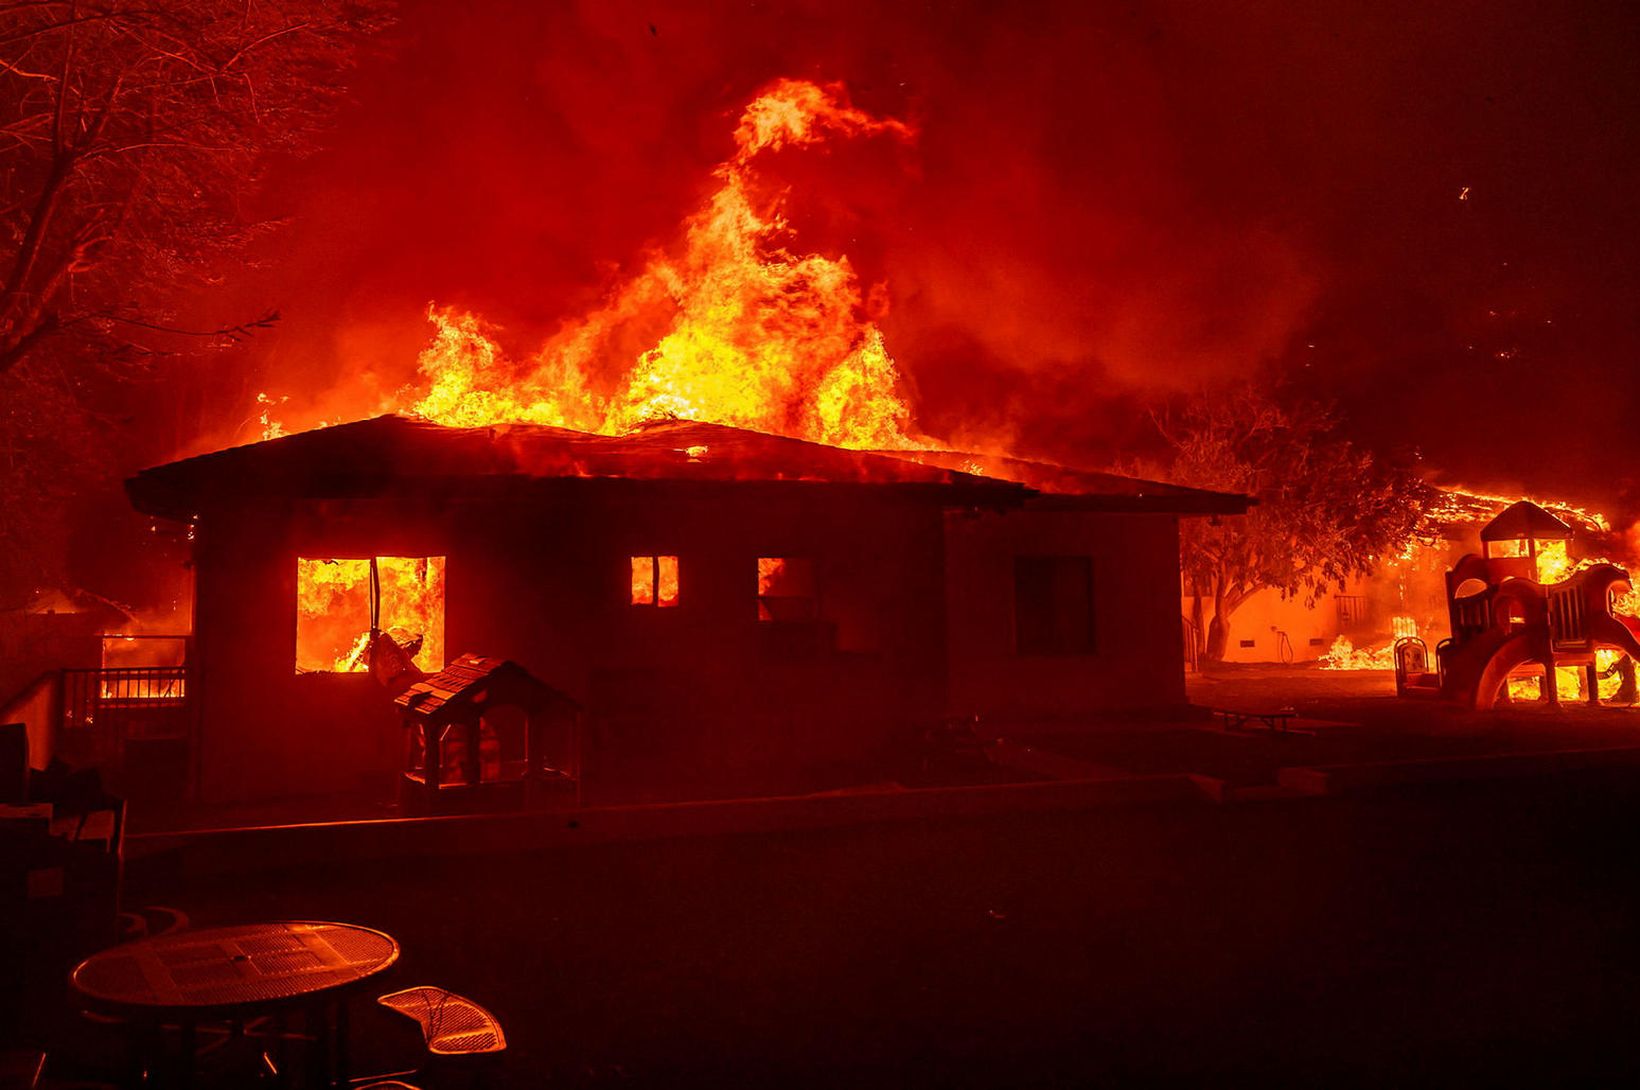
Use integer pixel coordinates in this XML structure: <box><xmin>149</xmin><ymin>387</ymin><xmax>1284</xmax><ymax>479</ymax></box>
<box><xmin>402</xmin><ymin>79</ymin><xmax>923</xmax><ymax>450</ymax></box>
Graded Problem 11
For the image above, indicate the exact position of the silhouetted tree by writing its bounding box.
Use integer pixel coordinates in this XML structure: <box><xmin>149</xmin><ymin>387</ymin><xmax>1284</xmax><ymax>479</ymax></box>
<box><xmin>0</xmin><ymin>0</ymin><xmax>390</xmax><ymax>369</ymax></box>
<box><xmin>1151</xmin><ymin>383</ymin><xmax>1432</xmax><ymax>663</ymax></box>
<box><xmin>0</xmin><ymin>0</ymin><xmax>389</xmax><ymax>599</ymax></box>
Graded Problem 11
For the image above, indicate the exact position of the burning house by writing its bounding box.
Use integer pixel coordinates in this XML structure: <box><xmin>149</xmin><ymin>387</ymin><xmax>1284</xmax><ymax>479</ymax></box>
<box><xmin>124</xmin><ymin>414</ymin><xmax>1246</xmax><ymax>806</ymax></box>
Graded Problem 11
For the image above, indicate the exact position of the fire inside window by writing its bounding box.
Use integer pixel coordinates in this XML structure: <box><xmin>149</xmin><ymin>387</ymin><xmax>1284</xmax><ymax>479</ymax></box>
<box><xmin>757</xmin><ymin>557</ymin><xmax>816</xmax><ymax>621</ymax></box>
<box><xmin>295</xmin><ymin>556</ymin><xmax>445</xmax><ymax>674</ymax></box>
<box><xmin>1013</xmin><ymin>556</ymin><xmax>1095</xmax><ymax>655</ymax></box>
<box><xmin>631</xmin><ymin>556</ymin><xmax>680</xmax><ymax>607</ymax></box>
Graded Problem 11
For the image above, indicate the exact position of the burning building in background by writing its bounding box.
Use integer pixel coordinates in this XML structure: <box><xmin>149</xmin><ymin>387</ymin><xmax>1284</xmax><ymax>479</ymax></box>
<box><xmin>1384</xmin><ymin>499</ymin><xmax>1640</xmax><ymax>708</ymax></box>
<box><xmin>1215</xmin><ymin>487</ymin><xmax>1632</xmax><ymax>670</ymax></box>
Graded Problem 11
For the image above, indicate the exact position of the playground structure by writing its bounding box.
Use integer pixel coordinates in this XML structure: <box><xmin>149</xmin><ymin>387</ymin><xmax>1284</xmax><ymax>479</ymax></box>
<box><xmin>1394</xmin><ymin>501</ymin><xmax>1640</xmax><ymax>709</ymax></box>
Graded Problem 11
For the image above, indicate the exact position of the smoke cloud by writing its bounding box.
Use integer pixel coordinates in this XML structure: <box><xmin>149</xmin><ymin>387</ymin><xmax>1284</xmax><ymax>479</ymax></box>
<box><xmin>169</xmin><ymin>0</ymin><xmax>1639</xmax><ymax>516</ymax></box>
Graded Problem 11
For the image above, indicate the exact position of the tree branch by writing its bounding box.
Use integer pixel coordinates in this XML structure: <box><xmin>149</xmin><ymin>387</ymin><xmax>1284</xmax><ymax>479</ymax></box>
<box><xmin>78</xmin><ymin>308</ymin><xmax>280</xmax><ymax>339</ymax></box>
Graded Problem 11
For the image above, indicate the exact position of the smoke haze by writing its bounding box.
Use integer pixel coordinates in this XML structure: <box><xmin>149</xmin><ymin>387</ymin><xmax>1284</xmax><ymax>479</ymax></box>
<box><xmin>168</xmin><ymin>0</ymin><xmax>1640</xmax><ymax>512</ymax></box>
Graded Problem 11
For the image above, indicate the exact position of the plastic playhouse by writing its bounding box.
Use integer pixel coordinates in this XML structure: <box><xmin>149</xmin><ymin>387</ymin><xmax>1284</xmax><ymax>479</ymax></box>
<box><xmin>1395</xmin><ymin>501</ymin><xmax>1640</xmax><ymax>708</ymax></box>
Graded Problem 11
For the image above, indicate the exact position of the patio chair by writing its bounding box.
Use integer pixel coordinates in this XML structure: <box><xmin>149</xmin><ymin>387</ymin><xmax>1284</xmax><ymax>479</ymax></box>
<box><xmin>360</xmin><ymin>986</ymin><xmax>505</xmax><ymax>1089</ymax></box>
<box><xmin>116</xmin><ymin>904</ymin><xmax>190</xmax><ymax>941</ymax></box>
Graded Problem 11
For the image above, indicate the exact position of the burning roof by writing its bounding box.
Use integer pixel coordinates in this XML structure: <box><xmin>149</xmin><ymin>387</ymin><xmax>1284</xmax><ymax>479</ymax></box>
<box><xmin>881</xmin><ymin>450</ymin><xmax>1251</xmax><ymax>516</ymax></box>
<box><xmin>126</xmin><ymin>414</ymin><xmax>1025</xmax><ymax>520</ymax></box>
<box><xmin>1426</xmin><ymin>488</ymin><xmax>1610</xmax><ymax>538</ymax></box>
<box><xmin>126</xmin><ymin>413</ymin><xmax>1249</xmax><ymax>522</ymax></box>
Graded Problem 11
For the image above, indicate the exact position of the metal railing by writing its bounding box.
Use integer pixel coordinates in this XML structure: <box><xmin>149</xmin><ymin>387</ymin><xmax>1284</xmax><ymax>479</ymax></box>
<box><xmin>60</xmin><ymin>667</ymin><xmax>192</xmax><ymax>764</ymax></box>
<box><xmin>1335</xmin><ymin>595</ymin><xmax>1369</xmax><ymax>627</ymax></box>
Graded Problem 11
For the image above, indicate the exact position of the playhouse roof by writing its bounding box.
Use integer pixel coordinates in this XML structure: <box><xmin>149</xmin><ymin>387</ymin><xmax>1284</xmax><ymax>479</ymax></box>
<box><xmin>395</xmin><ymin>653</ymin><xmax>578</xmax><ymax>725</ymax></box>
<box><xmin>1480</xmin><ymin>500</ymin><xmax>1573</xmax><ymax>542</ymax></box>
<box><xmin>126</xmin><ymin>414</ymin><xmax>1027</xmax><ymax>520</ymax></box>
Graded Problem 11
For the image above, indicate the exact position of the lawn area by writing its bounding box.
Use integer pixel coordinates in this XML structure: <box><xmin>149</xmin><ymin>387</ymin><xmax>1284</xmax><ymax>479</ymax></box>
<box><xmin>15</xmin><ymin>662</ymin><xmax>1640</xmax><ymax>1086</ymax></box>
<box><xmin>14</xmin><ymin>761</ymin><xmax>1640</xmax><ymax>1087</ymax></box>
<box><xmin>1009</xmin><ymin>663</ymin><xmax>1640</xmax><ymax>787</ymax></box>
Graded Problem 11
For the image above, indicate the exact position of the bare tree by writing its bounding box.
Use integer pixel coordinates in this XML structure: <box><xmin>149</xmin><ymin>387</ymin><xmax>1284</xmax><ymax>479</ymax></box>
<box><xmin>0</xmin><ymin>0</ymin><xmax>389</xmax><ymax>601</ymax></box>
<box><xmin>0</xmin><ymin>0</ymin><xmax>390</xmax><ymax>371</ymax></box>
<box><xmin>1149</xmin><ymin>383</ymin><xmax>1433</xmax><ymax>662</ymax></box>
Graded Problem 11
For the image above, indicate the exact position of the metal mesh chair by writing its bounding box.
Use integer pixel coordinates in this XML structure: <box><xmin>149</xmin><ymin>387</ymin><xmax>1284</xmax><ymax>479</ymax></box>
<box><xmin>377</xmin><ymin>987</ymin><xmax>506</xmax><ymax>1057</ymax></box>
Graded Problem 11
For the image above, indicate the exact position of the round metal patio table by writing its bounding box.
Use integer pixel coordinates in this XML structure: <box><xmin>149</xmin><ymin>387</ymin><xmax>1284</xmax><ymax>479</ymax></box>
<box><xmin>71</xmin><ymin>920</ymin><xmax>400</xmax><ymax>1087</ymax></box>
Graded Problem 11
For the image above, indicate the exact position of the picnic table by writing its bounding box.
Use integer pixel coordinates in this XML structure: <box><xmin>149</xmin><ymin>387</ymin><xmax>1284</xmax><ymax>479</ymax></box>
<box><xmin>1216</xmin><ymin>707</ymin><xmax>1309</xmax><ymax>735</ymax></box>
<box><xmin>71</xmin><ymin>920</ymin><xmax>399</xmax><ymax>1087</ymax></box>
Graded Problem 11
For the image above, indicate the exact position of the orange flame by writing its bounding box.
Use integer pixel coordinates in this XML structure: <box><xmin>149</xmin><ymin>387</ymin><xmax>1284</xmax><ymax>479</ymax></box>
<box><xmin>295</xmin><ymin>556</ymin><xmax>445</xmax><ymax>674</ymax></box>
<box><xmin>1319</xmin><ymin>615</ymin><xmax>1419</xmax><ymax>670</ymax></box>
<box><xmin>630</xmin><ymin>555</ymin><xmax>679</xmax><ymax>607</ymax></box>
<box><xmin>404</xmin><ymin>79</ymin><xmax>924</xmax><ymax>450</ymax></box>
<box><xmin>1507</xmin><ymin>654</ymin><xmax>1624</xmax><ymax>703</ymax></box>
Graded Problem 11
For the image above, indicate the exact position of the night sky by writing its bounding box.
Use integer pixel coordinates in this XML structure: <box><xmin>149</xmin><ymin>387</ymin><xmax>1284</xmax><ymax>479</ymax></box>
<box><xmin>181</xmin><ymin>0</ymin><xmax>1640</xmax><ymax>517</ymax></box>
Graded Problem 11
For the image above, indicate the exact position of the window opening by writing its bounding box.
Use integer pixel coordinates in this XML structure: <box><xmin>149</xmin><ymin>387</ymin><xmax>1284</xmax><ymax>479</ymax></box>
<box><xmin>631</xmin><ymin>555</ymin><xmax>680</xmax><ymax>607</ymax></box>
<box><xmin>757</xmin><ymin>557</ymin><xmax>816</xmax><ymax>622</ymax></box>
<box><xmin>1013</xmin><ymin>556</ymin><xmax>1095</xmax><ymax>655</ymax></box>
<box><xmin>296</xmin><ymin>556</ymin><xmax>445</xmax><ymax>673</ymax></box>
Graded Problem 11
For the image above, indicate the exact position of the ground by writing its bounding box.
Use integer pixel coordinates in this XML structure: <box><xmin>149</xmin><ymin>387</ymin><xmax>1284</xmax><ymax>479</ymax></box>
<box><xmin>13</xmin><ymin>664</ymin><xmax>1640</xmax><ymax>1086</ymax></box>
<box><xmin>107</xmin><ymin>769</ymin><xmax>1640</xmax><ymax>1086</ymax></box>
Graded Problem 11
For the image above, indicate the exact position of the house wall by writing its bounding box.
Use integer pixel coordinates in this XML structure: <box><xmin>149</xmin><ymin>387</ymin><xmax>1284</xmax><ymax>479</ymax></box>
<box><xmin>190</xmin><ymin>483</ymin><xmax>951</xmax><ymax>804</ymax></box>
<box><xmin>1198</xmin><ymin>586</ymin><xmax>1350</xmax><ymax>664</ymax></box>
<box><xmin>944</xmin><ymin>508</ymin><xmax>1188</xmax><ymax>721</ymax></box>
<box><xmin>1187</xmin><ymin>542</ymin><xmax>1458</xmax><ymax>664</ymax></box>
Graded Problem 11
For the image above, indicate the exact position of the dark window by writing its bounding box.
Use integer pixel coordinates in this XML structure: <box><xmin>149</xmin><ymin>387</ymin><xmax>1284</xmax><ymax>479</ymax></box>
<box><xmin>757</xmin><ymin>557</ymin><xmax>817</xmax><ymax>622</ymax></box>
<box><xmin>1013</xmin><ymin>556</ymin><xmax>1095</xmax><ymax>655</ymax></box>
<box><xmin>1239</xmin><ymin>639</ymin><xmax>1257</xmax><ymax>649</ymax></box>
<box><xmin>1308</xmin><ymin>637</ymin><xmax>1326</xmax><ymax>647</ymax></box>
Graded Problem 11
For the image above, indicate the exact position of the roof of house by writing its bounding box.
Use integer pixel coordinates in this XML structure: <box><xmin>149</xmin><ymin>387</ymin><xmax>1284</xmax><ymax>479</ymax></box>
<box><xmin>876</xmin><ymin>450</ymin><xmax>1252</xmax><ymax>516</ymax></box>
<box><xmin>127</xmin><ymin>413</ymin><xmax>1251</xmax><ymax>520</ymax></box>
<box><xmin>126</xmin><ymin>414</ymin><xmax>1027</xmax><ymax>520</ymax></box>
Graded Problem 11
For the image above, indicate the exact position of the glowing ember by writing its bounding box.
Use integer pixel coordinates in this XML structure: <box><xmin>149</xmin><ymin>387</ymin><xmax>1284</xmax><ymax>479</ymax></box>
<box><xmin>257</xmin><ymin>392</ymin><xmax>287</xmax><ymax>441</ymax></box>
<box><xmin>403</xmin><ymin>79</ymin><xmax>925</xmax><ymax>450</ymax></box>
<box><xmin>295</xmin><ymin>556</ymin><xmax>445</xmax><ymax>673</ymax></box>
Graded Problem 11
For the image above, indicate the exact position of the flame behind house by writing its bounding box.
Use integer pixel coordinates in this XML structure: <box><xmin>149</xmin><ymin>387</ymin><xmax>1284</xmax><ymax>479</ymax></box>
<box><xmin>397</xmin><ymin>79</ymin><xmax>923</xmax><ymax>452</ymax></box>
<box><xmin>253</xmin><ymin>79</ymin><xmax>1639</xmax><ymax>682</ymax></box>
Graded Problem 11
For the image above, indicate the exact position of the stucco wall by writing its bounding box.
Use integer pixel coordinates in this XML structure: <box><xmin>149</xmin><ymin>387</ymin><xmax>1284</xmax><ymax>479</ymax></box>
<box><xmin>945</xmin><ymin>508</ymin><xmax>1187</xmax><ymax>720</ymax></box>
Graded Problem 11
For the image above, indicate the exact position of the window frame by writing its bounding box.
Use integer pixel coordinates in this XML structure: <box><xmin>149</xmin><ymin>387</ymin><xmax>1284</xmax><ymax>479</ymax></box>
<box><xmin>756</xmin><ymin>556</ymin><xmax>819</xmax><ymax>623</ymax></box>
<box><xmin>629</xmin><ymin>554</ymin><xmax>681</xmax><ymax>609</ymax></box>
<box><xmin>1011</xmin><ymin>554</ymin><xmax>1096</xmax><ymax>657</ymax></box>
<box><xmin>294</xmin><ymin>554</ymin><xmax>446</xmax><ymax>675</ymax></box>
